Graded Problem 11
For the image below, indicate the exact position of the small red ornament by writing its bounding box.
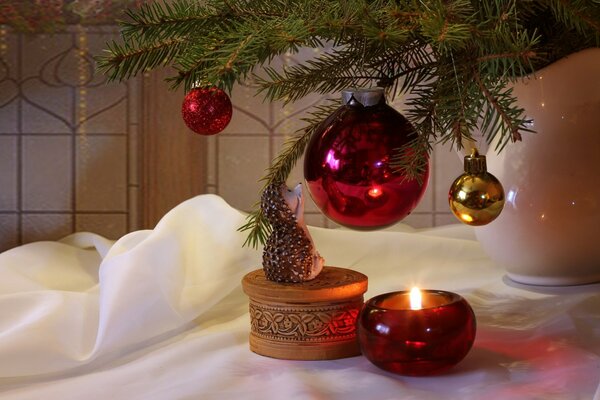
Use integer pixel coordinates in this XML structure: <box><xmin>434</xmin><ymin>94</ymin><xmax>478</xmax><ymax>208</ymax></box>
<box><xmin>181</xmin><ymin>87</ymin><xmax>233</xmax><ymax>135</ymax></box>
<box><xmin>304</xmin><ymin>87</ymin><xmax>429</xmax><ymax>229</ymax></box>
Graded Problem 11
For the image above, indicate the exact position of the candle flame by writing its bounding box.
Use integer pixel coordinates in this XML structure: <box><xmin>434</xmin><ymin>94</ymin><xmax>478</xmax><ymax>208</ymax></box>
<box><xmin>410</xmin><ymin>287</ymin><xmax>422</xmax><ymax>310</ymax></box>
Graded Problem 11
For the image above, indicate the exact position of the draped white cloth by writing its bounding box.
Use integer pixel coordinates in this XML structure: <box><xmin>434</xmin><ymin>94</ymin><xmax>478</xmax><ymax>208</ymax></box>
<box><xmin>0</xmin><ymin>195</ymin><xmax>598</xmax><ymax>399</ymax></box>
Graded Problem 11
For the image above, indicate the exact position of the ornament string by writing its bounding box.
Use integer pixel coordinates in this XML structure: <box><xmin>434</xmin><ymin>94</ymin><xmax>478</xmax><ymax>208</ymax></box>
<box><xmin>360</xmin><ymin>38</ymin><xmax>367</xmax><ymax>85</ymax></box>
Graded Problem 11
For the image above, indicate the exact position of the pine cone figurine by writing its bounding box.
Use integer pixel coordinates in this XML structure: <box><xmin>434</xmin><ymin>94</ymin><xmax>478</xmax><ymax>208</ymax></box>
<box><xmin>261</xmin><ymin>182</ymin><xmax>325</xmax><ymax>283</ymax></box>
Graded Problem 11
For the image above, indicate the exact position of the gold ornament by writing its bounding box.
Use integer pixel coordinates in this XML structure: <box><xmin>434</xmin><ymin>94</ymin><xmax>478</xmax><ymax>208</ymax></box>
<box><xmin>449</xmin><ymin>148</ymin><xmax>505</xmax><ymax>226</ymax></box>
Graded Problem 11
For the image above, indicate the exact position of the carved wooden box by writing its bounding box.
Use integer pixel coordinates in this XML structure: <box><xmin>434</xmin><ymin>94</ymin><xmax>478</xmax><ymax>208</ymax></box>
<box><xmin>241</xmin><ymin>266</ymin><xmax>368</xmax><ymax>360</ymax></box>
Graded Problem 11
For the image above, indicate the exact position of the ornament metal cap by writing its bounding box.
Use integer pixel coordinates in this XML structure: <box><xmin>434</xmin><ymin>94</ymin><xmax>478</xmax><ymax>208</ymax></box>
<box><xmin>464</xmin><ymin>148</ymin><xmax>487</xmax><ymax>175</ymax></box>
<box><xmin>342</xmin><ymin>87</ymin><xmax>385</xmax><ymax>107</ymax></box>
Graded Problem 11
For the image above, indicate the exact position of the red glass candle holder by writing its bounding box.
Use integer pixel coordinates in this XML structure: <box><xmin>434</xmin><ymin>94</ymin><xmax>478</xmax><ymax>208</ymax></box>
<box><xmin>357</xmin><ymin>290</ymin><xmax>476</xmax><ymax>376</ymax></box>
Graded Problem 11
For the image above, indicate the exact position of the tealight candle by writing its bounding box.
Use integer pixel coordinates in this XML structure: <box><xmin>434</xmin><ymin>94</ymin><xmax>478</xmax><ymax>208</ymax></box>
<box><xmin>357</xmin><ymin>288</ymin><xmax>476</xmax><ymax>376</ymax></box>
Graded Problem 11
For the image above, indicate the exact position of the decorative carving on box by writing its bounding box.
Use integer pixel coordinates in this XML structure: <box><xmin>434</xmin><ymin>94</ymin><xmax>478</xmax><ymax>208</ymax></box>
<box><xmin>249</xmin><ymin>300</ymin><xmax>362</xmax><ymax>342</ymax></box>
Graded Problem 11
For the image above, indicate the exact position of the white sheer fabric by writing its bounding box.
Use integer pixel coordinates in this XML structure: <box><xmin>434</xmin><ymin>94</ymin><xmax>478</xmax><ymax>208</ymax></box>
<box><xmin>0</xmin><ymin>195</ymin><xmax>598</xmax><ymax>399</ymax></box>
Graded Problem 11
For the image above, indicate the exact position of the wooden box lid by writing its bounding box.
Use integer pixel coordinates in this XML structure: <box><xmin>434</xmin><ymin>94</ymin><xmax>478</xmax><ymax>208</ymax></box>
<box><xmin>242</xmin><ymin>266</ymin><xmax>368</xmax><ymax>303</ymax></box>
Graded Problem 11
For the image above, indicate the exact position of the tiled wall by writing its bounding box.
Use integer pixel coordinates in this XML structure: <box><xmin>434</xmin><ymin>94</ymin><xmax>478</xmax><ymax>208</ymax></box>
<box><xmin>0</xmin><ymin>26</ymin><xmax>140</xmax><ymax>252</ymax></box>
<box><xmin>0</xmin><ymin>32</ymin><xmax>464</xmax><ymax>252</ymax></box>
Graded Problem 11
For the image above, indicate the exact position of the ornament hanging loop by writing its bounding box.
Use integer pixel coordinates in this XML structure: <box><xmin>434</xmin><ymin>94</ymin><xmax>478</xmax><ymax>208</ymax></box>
<box><xmin>464</xmin><ymin>148</ymin><xmax>487</xmax><ymax>175</ymax></box>
<box><xmin>342</xmin><ymin>87</ymin><xmax>385</xmax><ymax>107</ymax></box>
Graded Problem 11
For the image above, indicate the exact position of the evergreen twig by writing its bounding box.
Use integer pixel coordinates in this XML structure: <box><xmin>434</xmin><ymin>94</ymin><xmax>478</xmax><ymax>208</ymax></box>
<box><xmin>238</xmin><ymin>99</ymin><xmax>341</xmax><ymax>247</ymax></box>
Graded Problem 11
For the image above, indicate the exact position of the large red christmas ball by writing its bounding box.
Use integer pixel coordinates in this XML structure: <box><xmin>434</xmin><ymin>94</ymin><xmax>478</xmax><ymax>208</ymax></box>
<box><xmin>304</xmin><ymin>88</ymin><xmax>429</xmax><ymax>229</ymax></box>
<box><xmin>181</xmin><ymin>87</ymin><xmax>233</xmax><ymax>135</ymax></box>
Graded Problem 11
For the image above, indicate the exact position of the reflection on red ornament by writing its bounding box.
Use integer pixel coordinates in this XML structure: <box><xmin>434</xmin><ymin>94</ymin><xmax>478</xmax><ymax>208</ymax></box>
<box><xmin>304</xmin><ymin>88</ymin><xmax>429</xmax><ymax>229</ymax></box>
<box><xmin>367</xmin><ymin>186</ymin><xmax>383</xmax><ymax>199</ymax></box>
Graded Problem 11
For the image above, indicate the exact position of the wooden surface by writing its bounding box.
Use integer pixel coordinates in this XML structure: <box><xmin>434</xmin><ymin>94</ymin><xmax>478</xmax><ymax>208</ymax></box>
<box><xmin>140</xmin><ymin>68</ymin><xmax>207</xmax><ymax>228</ymax></box>
<box><xmin>242</xmin><ymin>266</ymin><xmax>368</xmax><ymax>360</ymax></box>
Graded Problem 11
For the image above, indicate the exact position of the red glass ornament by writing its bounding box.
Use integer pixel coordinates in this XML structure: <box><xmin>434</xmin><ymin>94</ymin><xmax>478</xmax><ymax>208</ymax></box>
<box><xmin>358</xmin><ymin>290</ymin><xmax>476</xmax><ymax>376</ymax></box>
<box><xmin>304</xmin><ymin>88</ymin><xmax>429</xmax><ymax>229</ymax></box>
<box><xmin>181</xmin><ymin>87</ymin><xmax>232</xmax><ymax>135</ymax></box>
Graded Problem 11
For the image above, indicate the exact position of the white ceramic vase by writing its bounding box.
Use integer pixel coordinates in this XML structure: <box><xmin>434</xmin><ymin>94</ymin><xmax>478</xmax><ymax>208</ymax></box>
<box><xmin>475</xmin><ymin>48</ymin><xmax>600</xmax><ymax>286</ymax></box>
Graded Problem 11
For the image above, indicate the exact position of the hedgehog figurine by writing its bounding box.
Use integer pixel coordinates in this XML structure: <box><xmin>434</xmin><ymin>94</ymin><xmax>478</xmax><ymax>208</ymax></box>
<box><xmin>261</xmin><ymin>182</ymin><xmax>325</xmax><ymax>283</ymax></box>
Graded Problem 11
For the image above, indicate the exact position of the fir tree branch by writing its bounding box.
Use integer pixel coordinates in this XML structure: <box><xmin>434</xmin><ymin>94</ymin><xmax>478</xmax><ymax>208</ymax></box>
<box><xmin>239</xmin><ymin>99</ymin><xmax>341</xmax><ymax>248</ymax></box>
<box><xmin>387</xmin><ymin>63</ymin><xmax>434</xmax><ymax>84</ymax></box>
<box><xmin>223</xmin><ymin>34</ymin><xmax>255</xmax><ymax>72</ymax></box>
<box><xmin>96</xmin><ymin>37</ymin><xmax>188</xmax><ymax>81</ymax></box>
<box><xmin>473</xmin><ymin>70</ymin><xmax>522</xmax><ymax>144</ymax></box>
<box><xmin>389</xmin><ymin>131</ymin><xmax>432</xmax><ymax>185</ymax></box>
<box><xmin>238</xmin><ymin>207</ymin><xmax>271</xmax><ymax>249</ymax></box>
<box><xmin>551</xmin><ymin>0</ymin><xmax>600</xmax><ymax>33</ymax></box>
<box><xmin>263</xmin><ymin>100</ymin><xmax>341</xmax><ymax>185</ymax></box>
<box><xmin>120</xmin><ymin>0</ymin><xmax>222</xmax><ymax>42</ymax></box>
<box><xmin>477</xmin><ymin>50</ymin><xmax>537</xmax><ymax>63</ymax></box>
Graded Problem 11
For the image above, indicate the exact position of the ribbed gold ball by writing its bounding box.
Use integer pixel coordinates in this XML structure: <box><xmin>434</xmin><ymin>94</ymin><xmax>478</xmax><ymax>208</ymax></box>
<box><xmin>449</xmin><ymin>172</ymin><xmax>505</xmax><ymax>226</ymax></box>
